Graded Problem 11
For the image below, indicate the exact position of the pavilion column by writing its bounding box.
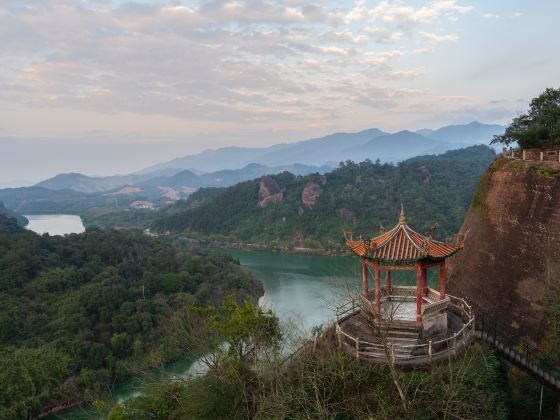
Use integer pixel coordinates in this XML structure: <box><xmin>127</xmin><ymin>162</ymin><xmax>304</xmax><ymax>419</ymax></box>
<box><xmin>439</xmin><ymin>260</ymin><xmax>446</xmax><ymax>300</ymax></box>
<box><xmin>362</xmin><ymin>258</ymin><xmax>368</xmax><ymax>297</ymax></box>
<box><xmin>374</xmin><ymin>261</ymin><xmax>381</xmax><ymax>316</ymax></box>
<box><xmin>422</xmin><ymin>267</ymin><xmax>428</xmax><ymax>296</ymax></box>
<box><xmin>385</xmin><ymin>271</ymin><xmax>392</xmax><ymax>295</ymax></box>
<box><xmin>415</xmin><ymin>262</ymin><xmax>423</xmax><ymax>325</ymax></box>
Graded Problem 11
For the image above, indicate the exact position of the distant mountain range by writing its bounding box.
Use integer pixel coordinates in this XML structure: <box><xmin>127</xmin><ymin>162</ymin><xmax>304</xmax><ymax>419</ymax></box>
<box><xmin>139</xmin><ymin>121</ymin><xmax>504</xmax><ymax>175</ymax></box>
<box><xmin>36</xmin><ymin>173</ymin><xmax>138</xmax><ymax>194</ymax></box>
<box><xmin>34</xmin><ymin>163</ymin><xmax>333</xmax><ymax>201</ymax></box>
<box><xmin>1</xmin><ymin>121</ymin><xmax>504</xmax><ymax>213</ymax></box>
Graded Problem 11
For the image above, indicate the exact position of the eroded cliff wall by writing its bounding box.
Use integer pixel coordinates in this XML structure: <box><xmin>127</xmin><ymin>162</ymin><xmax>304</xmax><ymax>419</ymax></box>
<box><xmin>448</xmin><ymin>158</ymin><xmax>560</xmax><ymax>340</ymax></box>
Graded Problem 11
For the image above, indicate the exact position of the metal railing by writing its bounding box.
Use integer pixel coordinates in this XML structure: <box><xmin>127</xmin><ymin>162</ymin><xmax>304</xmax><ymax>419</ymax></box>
<box><xmin>475</xmin><ymin>309</ymin><xmax>560</xmax><ymax>390</ymax></box>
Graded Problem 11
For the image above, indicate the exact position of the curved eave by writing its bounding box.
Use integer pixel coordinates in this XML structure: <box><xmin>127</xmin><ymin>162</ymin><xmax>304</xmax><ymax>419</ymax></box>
<box><xmin>347</xmin><ymin>240</ymin><xmax>464</xmax><ymax>262</ymax></box>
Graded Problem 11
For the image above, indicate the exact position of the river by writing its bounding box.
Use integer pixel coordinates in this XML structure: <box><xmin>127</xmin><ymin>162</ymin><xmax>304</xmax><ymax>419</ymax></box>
<box><xmin>25</xmin><ymin>214</ymin><xmax>85</xmax><ymax>235</ymax></box>
<box><xmin>28</xmin><ymin>215</ymin><xmax>419</xmax><ymax>418</ymax></box>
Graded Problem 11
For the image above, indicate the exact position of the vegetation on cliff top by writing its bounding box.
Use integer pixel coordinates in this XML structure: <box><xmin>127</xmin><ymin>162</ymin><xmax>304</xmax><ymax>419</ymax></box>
<box><xmin>0</xmin><ymin>222</ymin><xmax>262</xmax><ymax>419</ymax></box>
<box><xmin>492</xmin><ymin>87</ymin><xmax>560</xmax><ymax>148</ymax></box>
<box><xmin>153</xmin><ymin>146</ymin><xmax>495</xmax><ymax>250</ymax></box>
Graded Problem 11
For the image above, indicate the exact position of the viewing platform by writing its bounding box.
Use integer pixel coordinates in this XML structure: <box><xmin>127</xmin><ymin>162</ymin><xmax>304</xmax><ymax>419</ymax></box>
<box><xmin>335</xmin><ymin>290</ymin><xmax>474</xmax><ymax>366</ymax></box>
<box><xmin>337</xmin><ymin>205</ymin><xmax>474</xmax><ymax>366</ymax></box>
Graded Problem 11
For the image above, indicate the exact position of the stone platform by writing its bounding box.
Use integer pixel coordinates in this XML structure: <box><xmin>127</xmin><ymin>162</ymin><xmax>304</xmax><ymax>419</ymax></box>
<box><xmin>335</xmin><ymin>294</ymin><xmax>474</xmax><ymax>366</ymax></box>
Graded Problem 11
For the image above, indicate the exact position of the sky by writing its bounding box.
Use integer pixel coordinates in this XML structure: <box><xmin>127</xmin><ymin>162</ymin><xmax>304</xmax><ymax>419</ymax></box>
<box><xmin>0</xmin><ymin>0</ymin><xmax>558</xmax><ymax>183</ymax></box>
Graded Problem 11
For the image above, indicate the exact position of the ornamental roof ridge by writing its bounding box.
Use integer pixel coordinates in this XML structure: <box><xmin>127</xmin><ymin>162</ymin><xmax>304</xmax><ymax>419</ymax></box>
<box><xmin>344</xmin><ymin>205</ymin><xmax>463</xmax><ymax>262</ymax></box>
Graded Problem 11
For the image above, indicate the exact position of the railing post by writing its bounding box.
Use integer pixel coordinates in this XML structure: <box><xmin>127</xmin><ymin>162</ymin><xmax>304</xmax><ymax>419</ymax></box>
<box><xmin>452</xmin><ymin>333</ymin><xmax>457</xmax><ymax>357</ymax></box>
<box><xmin>391</xmin><ymin>344</ymin><xmax>395</xmax><ymax>367</ymax></box>
<box><xmin>337</xmin><ymin>325</ymin><xmax>341</xmax><ymax>349</ymax></box>
<box><xmin>355</xmin><ymin>338</ymin><xmax>360</xmax><ymax>360</ymax></box>
<box><xmin>352</xmin><ymin>300</ymin><xmax>355</xmax><ymax>315</ymax></box>
<box><xmin>428</xmin><ymin>340</ymin><xmax>433</xmax><ymax>364</ymax></box>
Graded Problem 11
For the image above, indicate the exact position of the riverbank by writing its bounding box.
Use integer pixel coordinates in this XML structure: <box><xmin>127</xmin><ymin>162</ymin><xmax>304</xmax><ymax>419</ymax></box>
<box><xmin>174</xmin><ymin>235</ymin><xmax>350</xmax><ymax>257</ymax></box>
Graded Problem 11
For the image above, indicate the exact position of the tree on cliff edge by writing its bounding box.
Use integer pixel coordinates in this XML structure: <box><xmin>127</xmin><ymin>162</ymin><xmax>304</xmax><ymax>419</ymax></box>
<box><xmin>492</xmin><ymin>87</ymin><xmax>560</xmax><ymax>148</ymax></box>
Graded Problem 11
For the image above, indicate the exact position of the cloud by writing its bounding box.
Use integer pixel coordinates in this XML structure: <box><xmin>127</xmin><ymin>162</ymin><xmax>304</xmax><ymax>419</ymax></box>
<box><xmin>362</xmin><ymin>26</ymin><xmax>404</xmax><ymax>43</ymax></box>
<box><xmin>420</xmin><ymin>32</ymin><xmax>459</xmax><ymax>42</ymax></box>
<box><xmin>0</xmin><ymin>0</ymin><xmax>475</xmax><ymax>139</ymax></box>
<box><xmin>347</xmin><ymin>0</ymin><xmax>472</xmax><ymax>26</ymax></box>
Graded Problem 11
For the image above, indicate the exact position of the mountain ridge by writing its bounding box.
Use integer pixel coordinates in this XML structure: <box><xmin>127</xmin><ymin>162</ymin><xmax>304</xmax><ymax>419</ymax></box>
<box><xmin>138</xmin><ymin>122</ymin><xmax>504</xmax><ymax>175</ymax></box>
<box><xmin>152</xmin><ymin>145</ymin><xmax>497</xmax><ymax>249</ymax></box>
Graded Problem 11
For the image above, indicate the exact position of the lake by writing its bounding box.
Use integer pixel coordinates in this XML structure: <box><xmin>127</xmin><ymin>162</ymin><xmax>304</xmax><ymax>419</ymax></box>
<box><xmin>37</xmin><ymin>214</ymin><xmax>419</xmax><ymax>418</ymax></box>
<box><xmin>25</xmin><ymin>214</ymin><xmax>85</xmax><ymax>235</ymax></box>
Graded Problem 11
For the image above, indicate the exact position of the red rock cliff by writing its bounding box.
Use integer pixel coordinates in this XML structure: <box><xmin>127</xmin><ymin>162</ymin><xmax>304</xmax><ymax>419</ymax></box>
<box><xmin>448</xmin><ymin>158</ymin><xmax>560</xmax><ymax>340</ymax></box>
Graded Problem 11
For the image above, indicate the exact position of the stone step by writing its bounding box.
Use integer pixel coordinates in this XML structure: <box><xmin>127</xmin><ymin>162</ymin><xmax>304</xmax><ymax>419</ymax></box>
<box><xmin>376</xmin><ymin>321</ymin><xmax>420</xmax><ymax>332</ymax></box>
<box><xmin>385</xmin><ymin>329</ymin><xmax>420</xmax><ymax>339</ymax></box>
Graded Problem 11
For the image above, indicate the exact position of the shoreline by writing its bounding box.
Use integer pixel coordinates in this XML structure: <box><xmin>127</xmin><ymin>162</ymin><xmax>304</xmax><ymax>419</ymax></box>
<box><xmin>176</xmin><ymin>237</ymin><xmax>350</xmax><ymax>257</ymax></box>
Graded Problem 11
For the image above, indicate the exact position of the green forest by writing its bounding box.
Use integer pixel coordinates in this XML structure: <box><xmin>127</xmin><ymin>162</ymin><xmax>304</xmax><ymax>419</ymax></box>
<box><xmin>153</xmin><ymin>145</ymin><xmax>496</xmax><ymax>250</ymax></box>
<box><xmin>0</xmin><ymin>202</ymin><xmax>27</xmax><ymax>228</ymax></box>
<box><xmin>0</xmin><ymin>215</ymin><xmax>262</xmax><ymax>419</ymax></box>
<box><xmin>104</xmin><ymin>299</ymin><xmax>512</xmax><ymax>419</ymax></box>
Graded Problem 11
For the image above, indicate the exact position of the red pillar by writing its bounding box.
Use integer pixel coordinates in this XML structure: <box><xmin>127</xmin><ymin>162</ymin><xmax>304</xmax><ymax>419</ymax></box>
<box><xmin>415</xmin><ymin>261</ymin><xmax>423</xmax><ymax>325</ymax></box>
<box><xmin>439</xmin><ymin>260</ymin><xmax>446</xmax><ymax>300</ymax></box>
<box><xmin>374</xmin><ymin>261</ymin><xmax>381</xmax><ymax>316</ymax></box>
<box><xmin>422</xmin><ymin>267</ymin><xmax>428</xmax><ymax>296</ymax></box>
<box><xmin>385</xmin><ymin>271</ymin><xmax>392</xmax><ymax>295</ymax></box>
<box><xmin>362</xmin><ymin>258</ymin><xmax>368</xmax><ymax>297</ymax></box>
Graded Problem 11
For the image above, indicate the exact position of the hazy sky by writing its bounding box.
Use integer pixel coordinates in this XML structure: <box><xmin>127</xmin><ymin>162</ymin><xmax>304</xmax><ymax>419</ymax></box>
<box><xmin>0</xmin><ymin>0</ymin><xmax>558</xmax><ymax>183</ymax></box>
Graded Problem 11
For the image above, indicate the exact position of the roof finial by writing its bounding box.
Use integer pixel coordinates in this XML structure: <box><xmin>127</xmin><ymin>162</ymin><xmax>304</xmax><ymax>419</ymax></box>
<box><xmin>399</xmin><ymin>203</ymin><xmax>407</xmax><ymax>224</ymax></box>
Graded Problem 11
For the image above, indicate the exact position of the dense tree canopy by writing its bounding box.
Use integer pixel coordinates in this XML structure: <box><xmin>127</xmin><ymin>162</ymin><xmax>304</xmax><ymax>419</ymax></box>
<box><xmin>492</xmin><ymin>87</ymin><xmax>560</xmax><ymax>148</ymax></box>
<box><xmin>154</xmin><ymin>146</ymin><xmax>496</xmax><ymax>250</ymax></box>
<box><xmin>0</xmin><ymin>224</ymin><xmax>262</xmax><ymax>419</ymax></box>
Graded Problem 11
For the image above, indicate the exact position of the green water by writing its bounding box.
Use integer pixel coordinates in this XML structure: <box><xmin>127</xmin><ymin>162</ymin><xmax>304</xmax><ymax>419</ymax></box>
<box><xmin>55</xmin><ymin>249</ymin><xmax>425</xmax><ymax>418</ymax></box>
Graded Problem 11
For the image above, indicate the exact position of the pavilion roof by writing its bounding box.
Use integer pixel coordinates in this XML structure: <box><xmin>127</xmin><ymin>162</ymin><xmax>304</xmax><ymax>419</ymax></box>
<box><xmin>346</xmin><ymin>206</ymin><xmax>463</xmax><ymax>264</ymax></box>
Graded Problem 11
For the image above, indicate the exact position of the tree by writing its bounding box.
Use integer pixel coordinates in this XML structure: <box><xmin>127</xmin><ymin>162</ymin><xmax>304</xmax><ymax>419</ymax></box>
<box><xmin>194</xmin><ymin>296</ymin><xmax>282</xmax><ymax>371</ymax></box>
<box><xmin>492</xmin><ymin>87</ymin><xmax>560</xmax><ymax>148</ymax></box>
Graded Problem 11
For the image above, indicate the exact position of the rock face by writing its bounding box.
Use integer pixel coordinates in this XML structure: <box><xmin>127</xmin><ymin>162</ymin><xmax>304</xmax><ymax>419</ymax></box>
<box><xmin>448</xmin><ymin>159</ymin><xmax>560</xmax><ymax>340</ymax></box>
<box><xmin>302</xmin><ymin>182</ymin><xmax>322</xmax><ymax>209</ymax></box>
<box><xmin>418</xmin><ymin>165</ymin><xmax>432</xmax><ymax>185</ymax></box>
<box><xmin>257</xmin><ymin>177</ymin><xmax>284</xmax><ymax>208</ymax></box>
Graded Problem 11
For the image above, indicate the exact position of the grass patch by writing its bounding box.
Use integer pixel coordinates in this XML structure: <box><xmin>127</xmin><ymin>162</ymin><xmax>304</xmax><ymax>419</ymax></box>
<box><xmin>535</xmin><ymin>166</ymin><xmax>560</xmax><ymax>179</ymax></box>
<box><xmin>471</xmin><ymin>177</ymin><xmax>488</xmax><ymax>215</ymax></box>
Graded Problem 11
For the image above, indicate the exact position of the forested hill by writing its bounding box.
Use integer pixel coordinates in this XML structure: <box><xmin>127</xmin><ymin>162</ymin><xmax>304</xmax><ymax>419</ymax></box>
<box><xmin>0</xmin><ymin>213</ymin><xmax>25</xmax><ymax>234</ymax></box>
<box><xmin>0</xmin><ymin>202</ymin><xmax>27</xmax><ymax>227</ymax></box>
<box><xmin>0</xmin><ymin>225</ymin><xmax>262</xmax><ymax>419</ymax></box>
<box><xmin>153</xmin><ymin>145</ymin><xmax>496</xmax><ymax>250</ymax></box>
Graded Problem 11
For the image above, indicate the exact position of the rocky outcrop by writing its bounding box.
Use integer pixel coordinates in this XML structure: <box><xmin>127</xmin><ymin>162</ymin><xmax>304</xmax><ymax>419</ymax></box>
<box><xmin>302</xmin><ymin>182</ymin><xmax>322</xmax><ymax>209</ymax></box>
<box><xmin>448</xmin><ymin>158</ymin><xmax>560</xmax><ymax>341</ymax></box>
<box><xmin>339</xmin><ymin>207</ymin><xmax>356</xmax><ymax>225</ymax></box>
<box><xmin>418</xmin><ymin>165</ymin><xmax>432</xmax><ymax>185</ymax></box>
<box><xmin>257</xmin><ymin>177</ymin><xmax>283</xmax><ymax>208</ymax></box>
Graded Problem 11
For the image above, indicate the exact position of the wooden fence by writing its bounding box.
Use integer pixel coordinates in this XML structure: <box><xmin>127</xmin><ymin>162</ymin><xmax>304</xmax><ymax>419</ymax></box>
<box><xmin>502</xmin><ymin>147</ymin><xmax>560</xmax><ymax>162</ymax></box>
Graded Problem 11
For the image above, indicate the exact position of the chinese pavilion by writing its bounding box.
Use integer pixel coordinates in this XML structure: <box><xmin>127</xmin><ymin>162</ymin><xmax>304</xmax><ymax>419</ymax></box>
<box><xmin>335</xmin><ymin>205</ymin><xmax>475</xmax><ymax>365</ymax></box>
